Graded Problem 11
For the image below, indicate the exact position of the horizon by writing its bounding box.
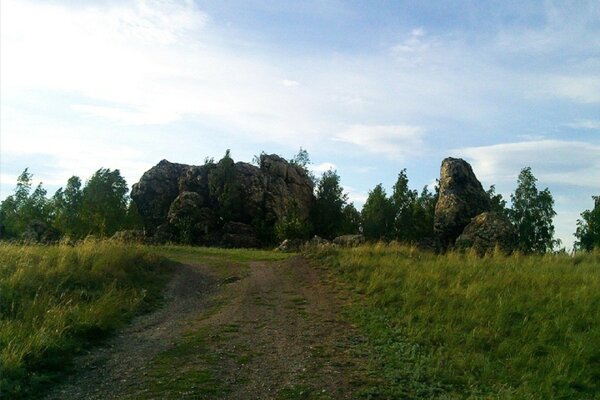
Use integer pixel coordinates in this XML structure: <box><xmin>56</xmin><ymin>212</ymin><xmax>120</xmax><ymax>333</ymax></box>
<box><xmin>1</xmin><ymin>0</ymin><xmax>599</xmax><ymax>248</ymax></box>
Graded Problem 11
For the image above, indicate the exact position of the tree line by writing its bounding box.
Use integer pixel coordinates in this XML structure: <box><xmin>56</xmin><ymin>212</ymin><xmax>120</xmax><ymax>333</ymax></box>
<box><xmin>1</xmin><ymin>150</ymin><xmax>599</xmax><ymax>253</ymax></box>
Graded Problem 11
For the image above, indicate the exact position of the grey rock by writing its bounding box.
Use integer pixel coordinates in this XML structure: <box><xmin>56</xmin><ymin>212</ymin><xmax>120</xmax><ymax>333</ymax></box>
<box><xmin>333</xmin><ymin>234</ymin><xmax>365</xmax><ymax>247</ymax></box>
<box><xmin>434</xmin><ymin>158</ymin><xmax>491</xmax><ymax>248</ymax></box>
<box><xmin>456</xmin><ymin>212</ymin><xmax>517</xmax><ymax>255</ymax></box>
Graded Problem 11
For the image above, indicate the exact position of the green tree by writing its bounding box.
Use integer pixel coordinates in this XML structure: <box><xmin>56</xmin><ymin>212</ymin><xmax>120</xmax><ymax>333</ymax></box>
<box><xmin>311</xmin><ymin>169</ymin><xmax>348</xmax><ymax>239</ymax></box>
<box><xmin>510</xmin><ymin>167</ymin><xmax>557</xmax><ymax>253</ymax></box>
<box><xmin>361</xmin><ymin>184</ymin><xmax>394</xmax><ymax>240</ymax></box>
<box><xmin>391</xmin><ymin>169</ymin><xmax>418</xmax><ymax>242</ymax></box>
<box><xmin>574</xmin><ymin>196</ymin><xmax>600</xmax><ymax>251</ymax></box>
<box><xmin>410</xmin><ymin>185</ymin><xmax>437</xmax><ymax>242</ymax></box>
<box><xmin>487</xmin><ymin>185</ymin><xmax>508</xmax><ymax>216</ymax></box>
<box><xmin>0</xmin><ymin>169</ymin><xmax>51</xmax><ymax>238</ymax></box>
<box><xmin>80</xmin><ymin>168</ymin><xmax>129</xmax><ymax>236</ymax></box>
<box><xmin>52</xmin><ymin>176</ymin><xmax>84</xmax><ymax>237</ymax></box>
<box><xmin>340</xmin><ymin>203</ymin><xmax>361</xmax><ymax>234</ymax></box>
<box><xmin>289</xmin><ymin>147</ymin><xmax>316</xmax><ymax>185</ymax></box>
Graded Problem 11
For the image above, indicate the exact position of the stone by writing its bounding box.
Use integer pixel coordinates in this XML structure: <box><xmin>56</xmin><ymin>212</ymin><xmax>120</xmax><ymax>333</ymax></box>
<box><xmin>276</xmin><ymin>238</ymin><xmax>304</xmax><ymax>252</ymax></box>
<box><xmin>221</xmin><ymin>221</ymin><xmax>261</xmax><ymax>248</ymax></box>
<box><xmin>434</xmin><ymin>157</ymin><xmax>491</xmax><ymax>248</ymax></box>
<box><xmin>131</xmin><ymin>159</ymin><xmax>190</xmax><ymax>234</ymax></box>
<box><xmin>131</xmin><ymin>153</ymin><xmax>315</xmax><ymax>247</ymax></box>
<box><xmin>456</xmin><ymin>212</ymin><xmax>517</xmax><ymax>255</ymax></box>
<box><xmin>332</xmin><ymin>234</ymin><xmax>365</xmax><ymax>247</ymax></box>
<box><xmin>21</xmin><ymin>220</ymin><xmax>59</xmax><ymax>243</ymax></box>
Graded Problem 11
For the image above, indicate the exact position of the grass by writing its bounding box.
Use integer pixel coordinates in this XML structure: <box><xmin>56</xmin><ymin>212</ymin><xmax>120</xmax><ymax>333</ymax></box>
<box><xmin>308</xmin><ymin>244</ymin><xmax>600</xmax><ymax>399</ymax></box>
<box><xmin>0</xmin><ymin>239</ymin><xmax>170</xmax><ymax>399</ymax></box>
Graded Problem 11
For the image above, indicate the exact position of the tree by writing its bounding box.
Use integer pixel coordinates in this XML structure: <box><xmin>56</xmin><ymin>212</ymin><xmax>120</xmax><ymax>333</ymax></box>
<box><xmin>391</xmin><ymin>169</ymin><xmax>418</xmax><ymax>242</ymax></box>
<box><xmin>410</xmin><ymin>185</ymin><xmax>437</xmax><ymax>242</ymax></box>
<box><xmin>0</xmin><ymin>169</ymin><xmax>51</xmax><ymax>238</ymax></box>
<box><xmin>487</xmin><ymin>185</ymin><xmax>508</xmax><ymax>216</ymax></box>
<box><xmin>361</xmin><ymin>184</ymin><xmax>394</xmax><ymax>240</ymax></box>
<box><xmin>311</xmin><ymin>169</ymin><xmax>348</xmax><ymax>239</ymax></box>
<box><xmin>509</xmin><ymin>167</ymin><xmax>556</xmax><ymax>253</ymax></box>
<box><xmin>574</xmin><ymin>196</ymin><xmax>600</xmax><ymax>251</ymax></box>
<box><xmin>80</xmin><ymin>168</ymin><xmax>129</xmax><ymax>236</ymax></box>
<box><xmin>340</xmin><ymin>203</ymin><xmax>361</xmax><ymax>234</ymax></box>
<box><xmin>52</xmin><ymin>176</ymin><xmax>84</xmax><ymax>237</ymax></box>
<box><xmin>289</xmin><ymin>147</ymin><xmax>315</xmax><ymax>185</ymax></box>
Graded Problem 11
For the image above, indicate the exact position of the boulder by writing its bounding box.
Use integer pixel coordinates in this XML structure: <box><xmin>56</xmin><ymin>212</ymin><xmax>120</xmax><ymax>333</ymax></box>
<box><xmin>333</xmin><ymin>234</ymin><xmax>365</xmax><ymax>247</ymax></box>
<box><xmin>221</xmin><ymin>221</ymin><xmax>261</xmax><ymax>248</ymax></box>
<box><xmin>131</xmin><ymin>159</ymin><xmax>190</xmax><ymax>234</ymax></box>
<box><xmin>131</xmin><ymin>153</ymin><xmax>315</xmax><ymax>246</ymax></box>
<box><xmin>456</xmin><ymin>212</ymin><xmax>517</xmax><ymax>255</ymax></box>
<box><xmin>276</xmin><ymin>238</ymin><xmax>304</xmax><ymax>252</ymax></box>
<box><xmin>167</xmin><ymin>191</ymin><xmax>217</xmax><ymax>244</ymax></box>
<box><xmin>434</xmin><ymin>158</ymin><xmax>491</xmax><ymax>248</ymax></box>
<box><xmin>21</xmin><ymin>220</ymin><xmax>59</xmax><ymax>243</ymax></box>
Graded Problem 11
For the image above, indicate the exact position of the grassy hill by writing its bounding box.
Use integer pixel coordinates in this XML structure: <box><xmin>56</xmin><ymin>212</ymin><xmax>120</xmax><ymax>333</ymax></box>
<box><xmin>309</xmin><ymin>244</ymin><xmax>600</xmax><ymax>399</ymax></box>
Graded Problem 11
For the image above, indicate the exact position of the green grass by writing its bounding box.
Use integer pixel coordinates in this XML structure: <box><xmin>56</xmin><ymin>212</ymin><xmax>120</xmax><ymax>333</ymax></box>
<box><xmin>153</xmin><ymin>244</ymin><xmax>293</xmax><ymax>265</ymax></box>
<box><xmin>309</xmin><ymin>244</ymin><xmax>600</xmax><ymax>399</ymax></box>
<box><xmin>0</xmin><ymin>239</ymin><xmax>170</xmax><ymax>399</ymax></box>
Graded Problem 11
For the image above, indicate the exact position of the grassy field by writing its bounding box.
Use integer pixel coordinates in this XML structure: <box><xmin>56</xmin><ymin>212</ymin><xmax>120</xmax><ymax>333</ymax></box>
<box><xmin>0</xmin><ymin>240</ymin><xmax>169</xmax><ymax>399</ymax></box>
<box><xmin>309</xmin><ymin>244</ymin><xmax>600</xmax><ymax>399</ymax></box>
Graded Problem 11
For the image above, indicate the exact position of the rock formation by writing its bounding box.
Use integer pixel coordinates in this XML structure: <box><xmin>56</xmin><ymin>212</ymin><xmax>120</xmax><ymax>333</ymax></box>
<box><xmin>434</xmin><ymin>157</ymin><xmax>491</xmax><ymax>248</ymax></box>
<box><xmin>131</xmin><ymin>154</ymin><xmax>315</xmax><ymax>247</ymax></box>
<box><xmin>455</xmin><ymin>212</ymin><xmax>517</xmax><ymax>255</ymax></box>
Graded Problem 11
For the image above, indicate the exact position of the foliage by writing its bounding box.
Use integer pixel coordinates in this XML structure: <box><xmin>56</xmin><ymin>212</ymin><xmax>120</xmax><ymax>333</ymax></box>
<box><xmin>410</xmin><ymin>185</ymin><xmax>437</xmax><ymax>242</ymax></box>
<box><xmin>574</xmin><ymin>196</ymin><xmax>600</xmax><ymax>251</ymax></box>
<box><xmin>80</xmin><ymin>168</ymin><xmax>129</xmax><ymax>237</ymax></box>
<box><xmin>340</xmin><ymin>203</ymin><xmax>361</xmax><ymax>234</ymax></box>
<box><xmin>391</xmin><ymin>169</ymin><xmax>418</xmax><ymax>242</ymax></box>
<box><xmin>275</xmin><ymin>201</ymin><xmax>311</xmax><ymax>241</ymax></box>
<box><xmin>361</xmin><ymin>184</ymin><xmax>394</xmax><ymax>240</ymax></box>
<box><xmin>0</xmin><ymin>169</ymin><xmax>52</xmax><ymax>238</ymax></box>
<box><xmin>311</xmin><ymin>169</ymin><xmax>348</xmax><ymax>239</ymax></box>
<box><xmin>52</xmin><ymin>176</ymin><xmax>84</xmax><ymax>238</ymax></box>
<box><xmin>309</xmin><ymin>244</ymin><xmax>600</xmax><ymax>399</ymax></box>
<box><xmin>208</xmin><ymin>150</ymin><xmax>243</xmax><ymax>224</ymax></box>
<box><xmin>0</xmin><ymin>240</ymin><xmax>168</xmax><ymax>399</ymax></box>
<box><xmin>487</xmin><ymin>184</ymin><xmax>508</xmax><ymax>216</ymax></box>
<box><xmin>289</xmin><ymin>147</ymin><xmax>316</xmax><ymax>185</ymax></box>
<box><xmin>509</xmin><ymin>167</ymin><xmax>557</xmax><ymax>253</ymax></box>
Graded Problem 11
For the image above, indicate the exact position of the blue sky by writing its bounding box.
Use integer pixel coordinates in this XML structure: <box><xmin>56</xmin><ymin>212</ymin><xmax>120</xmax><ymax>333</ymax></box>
<box><xmin>1</xmin><ymin>0</ymin><xmax>599</xmax><ymax>247</ymax></box>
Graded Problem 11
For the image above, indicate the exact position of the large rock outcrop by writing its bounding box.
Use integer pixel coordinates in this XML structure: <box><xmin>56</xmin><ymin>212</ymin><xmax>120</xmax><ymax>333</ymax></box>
<box><xmin>455</xmin><ymin>212</ymin><xmax>517</xmax><ymax>255</ymax></box>
<box><xmin>434</xmin><ymin>157</ymin><xmax>491</xmax><ymax>248</ymax></box>
<box><xmin>131</xmin><ymin>154</ymin><xmax>315</xmax><ymax>247</ymax></box>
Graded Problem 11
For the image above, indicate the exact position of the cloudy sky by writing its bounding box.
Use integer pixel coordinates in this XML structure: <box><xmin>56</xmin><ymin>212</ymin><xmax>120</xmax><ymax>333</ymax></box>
<box><xmin>1</xmin><ymin>0</ymin><xmax>599</xmax><ymax>247</ymax></box>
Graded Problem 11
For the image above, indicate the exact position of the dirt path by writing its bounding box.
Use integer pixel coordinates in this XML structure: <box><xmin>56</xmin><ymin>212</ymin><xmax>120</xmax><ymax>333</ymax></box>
<box><xmin>45</xmin><ymin>256</ymin><xmax>372</xmax><ymax>399</ymax></box>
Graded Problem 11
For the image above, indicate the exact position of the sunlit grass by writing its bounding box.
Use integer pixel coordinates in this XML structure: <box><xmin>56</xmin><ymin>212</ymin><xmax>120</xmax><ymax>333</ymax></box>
<box><xmin>0</xmin><ymin>239</ymin><xmax>169</xmax><ymax>399</ymax></box>
<box><xmin>309</xmin><ymin>244</ymin><xmax>600</xmax><ymax>399</ymax></box>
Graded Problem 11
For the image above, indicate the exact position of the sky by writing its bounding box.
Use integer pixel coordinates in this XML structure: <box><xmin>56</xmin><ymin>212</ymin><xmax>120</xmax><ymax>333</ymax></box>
<box><xmin>1</xmin><ymin>0</ymin><xmax>599</xmax><ymax>248</ymax></box>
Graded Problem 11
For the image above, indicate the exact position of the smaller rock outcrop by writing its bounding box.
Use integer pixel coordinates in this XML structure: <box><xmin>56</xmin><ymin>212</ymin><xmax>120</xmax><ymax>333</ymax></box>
<box><xmin>455</xmin><ymin>212</ymin><xmax>517</xmax><ymax>255</ymax></box>
<box><xmin>434</xmin><ymin>158</ymin><xmax>491</xmax><ymax>248</ymax></box>
<box><xmin>333</xmin><ymin>234</ymin><xmax>365</xmax><ymax>247</ymax></box>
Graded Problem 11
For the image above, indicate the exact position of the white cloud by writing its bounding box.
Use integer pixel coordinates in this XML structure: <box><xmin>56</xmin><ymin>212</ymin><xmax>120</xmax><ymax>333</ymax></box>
<box><xmin>566</xmin><ymin>119</ymin><xmax>600</xmax><ymax>130</ymax></box>
<box><xmin>334</xmin><ymin>124</ymin><xmax>424</xmax><ymax>159</ymax></box>
<box><xmin>343</xmin><ymin>185</ymin><xmax>368</xmax><ymax>207</ymax></box>
<box><xmin>546</xmin><ymin>76</ymin><xmax>600</xmax><ymax>104</ymax></box>
<box><xmin>310</xmin><ymin>162</ymin><xmax>336</xmax><ymax>173</ymax></box>
<box><xmin>456</xmin><ymin>140</ymin><xmax>600</xmax><ymax>188</ymax></box>
<box><xmin>281</xmin><ymin>79</ymin><xmax>300</xmax><ymax>87</ymax></box>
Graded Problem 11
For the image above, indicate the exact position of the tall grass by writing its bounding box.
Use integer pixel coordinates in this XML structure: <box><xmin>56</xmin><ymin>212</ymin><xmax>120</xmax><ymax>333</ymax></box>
<box><xmin>310</xmin><ymin>244</ymin><xmax>600</xmax><ymax>399</ymax></box>
<box><xmin>0</xmin><ymin>239</ymin><xmax>169</xmax><ymax>399</ymax></box>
